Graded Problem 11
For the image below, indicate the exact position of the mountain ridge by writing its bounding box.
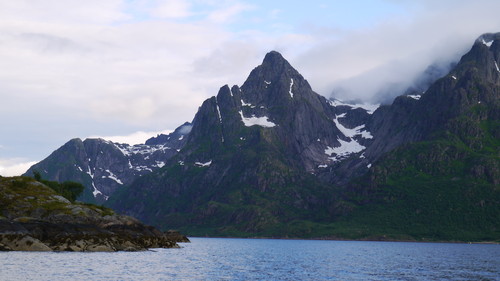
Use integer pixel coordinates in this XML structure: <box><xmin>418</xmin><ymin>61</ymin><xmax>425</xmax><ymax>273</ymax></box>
<box><xmin>24</xmin><ymin>34</ymin><xmax>500</xmax><ymax>241</ymax></box>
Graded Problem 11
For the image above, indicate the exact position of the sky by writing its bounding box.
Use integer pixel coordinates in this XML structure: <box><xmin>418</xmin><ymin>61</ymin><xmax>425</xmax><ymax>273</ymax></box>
<box><xmin>1</xmin><ymin>0</ymin><xmax>500</xmax><ymax>176</ymax></box>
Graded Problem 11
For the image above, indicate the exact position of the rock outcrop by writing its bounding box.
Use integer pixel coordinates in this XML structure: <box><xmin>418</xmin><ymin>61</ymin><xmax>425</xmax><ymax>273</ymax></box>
<box><xmin>0</xmin><ymin>176</ymin><xmax>188</xmax><ymax>251</ymax></box>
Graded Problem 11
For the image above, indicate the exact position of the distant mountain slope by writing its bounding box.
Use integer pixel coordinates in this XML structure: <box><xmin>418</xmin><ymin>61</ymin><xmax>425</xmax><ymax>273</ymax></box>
<box><xmin>24</xmin><ymin>122</ymin><xmax>192</xmax><ymax>203</ymax></box>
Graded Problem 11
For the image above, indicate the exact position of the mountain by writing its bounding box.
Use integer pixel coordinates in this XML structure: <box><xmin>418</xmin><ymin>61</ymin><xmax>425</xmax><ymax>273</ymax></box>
<box><xmin>26</xmin><ymin>33</ymin><xmax>500</xmax><ymax>241</ymax></box>
<box><xmin>335</xmin><ymin>33</ymin><xmax>500</xmax><ymax>241</ymax></box>
<box><xmin>24</xmin><ymin>122</ymin><xmax>192</xmax><ymax>204</ymax></box>
<box><xmin>107</xmin><ymin>51</ymin><xmax>381</xmax><ymax>236</ymax></box>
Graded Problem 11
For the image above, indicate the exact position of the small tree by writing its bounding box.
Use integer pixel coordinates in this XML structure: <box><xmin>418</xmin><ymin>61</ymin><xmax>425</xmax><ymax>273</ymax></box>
<box><xmin>33</xmin><ymin>171</ymin><xmax>42</xmax><ymax>181</ymax></box>
<box><xmin>61</xmin><ymin>181</ymin><xmax>85</xmax><ymax>202</ymax></box>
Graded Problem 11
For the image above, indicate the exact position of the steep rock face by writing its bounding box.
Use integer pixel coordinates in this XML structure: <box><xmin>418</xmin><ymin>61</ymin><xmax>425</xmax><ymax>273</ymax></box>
<box><xmin>336</xmin><ymin>33</ymin><xmax>500</xmax><ymax>241</ymax></box>
<box><xmin>364</xmin><ymin>32</ymin><xmax>500</xmax><ymax>162</ymax></box>
<box><xmin>108</xmin><ymin>51</ymin><xmax>378</xmax><ymax>234</ymax></box>
<box><xmin>25</xmin><ymin>123</ymin><xmax>192</xmax><ymax>204</ymax></box>
<box><xmin>182</xmin><ymin>51</ymin><xmax>375</xmax><ymax>172</ymax></box>
<box><xmin>146</xmin><ymin>122</ymin><xmax>192</xmax><ymax>146</ymax></box>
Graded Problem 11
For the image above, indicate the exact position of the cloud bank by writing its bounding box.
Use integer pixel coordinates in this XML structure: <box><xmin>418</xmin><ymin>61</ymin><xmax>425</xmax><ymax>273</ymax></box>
<box><xmin>90</xmin><ymin>129</ymin><xmax>173</xmax><ymax>145</ymax></box>
<box><xmin>294</xmin><ymin>0</ymin><xmax>500</xmax><ymax>102</ymax></box>
<box><xmin>0</xmin><ymin>159</ymin><xmax>37</xmax><ymax>177</ymax></box>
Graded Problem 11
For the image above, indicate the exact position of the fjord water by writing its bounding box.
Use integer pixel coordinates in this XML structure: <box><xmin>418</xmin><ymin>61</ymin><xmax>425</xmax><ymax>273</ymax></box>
<box><xmin>2</xmin><ymin>238</ymin><xmax>499</xmax><ymax>281</ymax></box>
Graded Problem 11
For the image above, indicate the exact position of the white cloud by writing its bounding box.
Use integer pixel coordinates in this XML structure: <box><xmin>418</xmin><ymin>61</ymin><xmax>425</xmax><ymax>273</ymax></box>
<box><xmin>294</xmin><ymin>0</ymin><xmax>500</xmax><ymax>101</ymax></box>
<box><xmin>207</xmin><ymin>2</ymin><xmax>254</xmax><ymax>23</ymax></box>
<box><xmin>89</xmin><ymin>129</ymin><xmax>173</xmax><ymax>145</ymax></box>
<box><xmin>0</xmin><ymin>0</ymin><xmax>130</xmax><ymax>24</ymax></box>
<box><xmin>0</xmin><ymin>159</ymin><xmax>37</xmax><ymax>177</ymax></box>
<box><xmin>0</xmin><ymin>7</ymin><xmax>231</xmax><ymax>128</ymax></box>
<box><xmin>150</xmin><ymin>0</ymin><xmax>193</xmax><ymax>19</ymax></box>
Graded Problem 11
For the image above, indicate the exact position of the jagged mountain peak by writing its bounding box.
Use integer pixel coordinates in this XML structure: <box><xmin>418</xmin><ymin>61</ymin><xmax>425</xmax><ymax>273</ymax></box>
<box><xmin>262</xmin><ymin>50</ymin><xmax>289</xmax><ymax>67</ymax></box>
<box><xmin>476</xmin><ymin>32</ymin><xmax>500</xmax><ymax>45</ymax></box>
<box><xmin>447</xmin><ymin>32</ymin><xmax>500</xmax><ymax>86</ymax></box>
<box><xmin>145</xmin><ymin>122</ymin><xmax>192</xmax><ymax>146</ymax></box>
<box><xmin>250</xmin><ymin>50</ymin><xmax>302</xmax><ymax>80</ymax></box>
<box><xmin>240</xmin><ymin>51</ymin><xmax>312</xmax><ymax>103</ymax></box>
<box><xmin>472</xmin><ymin>33</ymin><xmax>500</xmax><ymax>57</ymax></box>
<box><xmin>167</xmin><ymin>50</ymin><xmax>377</xmax><ymax>175</ymax></box>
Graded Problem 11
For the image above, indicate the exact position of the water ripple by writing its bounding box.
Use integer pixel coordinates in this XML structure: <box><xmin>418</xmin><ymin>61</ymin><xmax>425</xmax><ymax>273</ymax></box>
<box><xmin>1</xmin><ymin>239</ymin><xmax>499</xmax><ymax>281</ymax></box>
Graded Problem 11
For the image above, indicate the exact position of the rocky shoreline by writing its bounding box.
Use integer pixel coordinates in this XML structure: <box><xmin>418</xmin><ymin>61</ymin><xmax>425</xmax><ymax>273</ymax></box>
<box><xmin>0</xmin><ymin>176</ymin><xmax>189</xmax><ymax>251</ymax></box>
<box><xmin>0</xmin><ymin>218</ymin><xmax>188</xmax><ymax>252</ymax></box>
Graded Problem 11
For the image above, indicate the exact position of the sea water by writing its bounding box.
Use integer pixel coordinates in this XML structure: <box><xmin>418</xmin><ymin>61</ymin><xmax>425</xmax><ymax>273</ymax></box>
<box><xmin>1</xmin><ymin>238</ymin><xmax>499</xmax><ymax>280</ymax></box>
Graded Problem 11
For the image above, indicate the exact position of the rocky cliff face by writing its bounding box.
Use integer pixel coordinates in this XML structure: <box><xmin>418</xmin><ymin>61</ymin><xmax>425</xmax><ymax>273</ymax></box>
<box><xmin>182</xmin><ymin>51</ymin><xmax>376</xmax><ymax>172</ymax></box>
<box><xmin>366</xmin><ymin>33</ymin><xmax>500</xmax><ymax>160</ymax></box>
<box><xmin>334</xmin><ymin>33</ymin><xmax>500</xmax><ymax>241</ymax></box>
<box><xmin>106</xmin><ymin>51</ymin><xmax>381</xmax><ymax>234</ymax></box>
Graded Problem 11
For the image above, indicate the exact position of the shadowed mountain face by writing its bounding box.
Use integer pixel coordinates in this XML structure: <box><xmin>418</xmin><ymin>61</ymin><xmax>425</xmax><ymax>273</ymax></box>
<box><xmin>104</xmin><ymin>51</ymin><xmax>386</xmax><ymax>235</ymax></box>
<box><xmin>26</xmin><ymin>33</ymin><xmax>500</xmax><ymax>240</ymax></box>
<box><xmin>24</xmin><ymin>123</ymin><xmax>191</xmax><ymax>204</ymax></box>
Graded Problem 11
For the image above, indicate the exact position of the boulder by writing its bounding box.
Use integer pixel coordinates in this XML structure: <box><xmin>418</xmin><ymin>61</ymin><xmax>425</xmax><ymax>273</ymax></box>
<box><xmin>0</xmin><ymin>235</ymin><xmax>51</xmax><ymax>251</ymax></box>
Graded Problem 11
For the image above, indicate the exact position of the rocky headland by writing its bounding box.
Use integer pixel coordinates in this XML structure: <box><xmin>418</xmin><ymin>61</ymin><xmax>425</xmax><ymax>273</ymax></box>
<box><xmin>0</xmin><ymin>176</ymin><xmax>189</xmax><ymax>251</ymax></box>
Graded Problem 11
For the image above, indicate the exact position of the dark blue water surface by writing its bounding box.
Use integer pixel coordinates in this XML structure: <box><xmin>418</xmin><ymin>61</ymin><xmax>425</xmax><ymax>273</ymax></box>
<box><xmin>1</xmin><ymin>238</ymin><xmax>499</xmax><ymax>280</ymax></box>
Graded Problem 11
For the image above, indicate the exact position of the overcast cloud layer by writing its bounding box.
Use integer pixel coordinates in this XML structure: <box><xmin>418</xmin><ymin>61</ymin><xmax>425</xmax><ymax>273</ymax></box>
<box><xmin>1</xmin><ymin>0</ymin><xmax>500</xmax><ymax>176</ymax></box>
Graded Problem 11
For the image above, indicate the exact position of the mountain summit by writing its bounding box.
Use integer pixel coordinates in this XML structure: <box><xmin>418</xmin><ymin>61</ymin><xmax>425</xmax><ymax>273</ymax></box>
<box><xmin>105</xmin><ymin>51</ymin><xmax>380</xmax><ymax>234</ymax></box>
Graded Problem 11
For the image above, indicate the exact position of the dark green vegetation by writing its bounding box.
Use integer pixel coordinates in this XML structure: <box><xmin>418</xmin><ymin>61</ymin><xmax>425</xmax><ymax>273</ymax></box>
<box><xmin>33</xmin><ymin>171</ymin><xmax>84</xmax><ymax>202</ymax></box>
<box><xmin>0</xmin><ymin>176</ymin><xmax>114</xmax><ymax>222</ymax></box>
<box><xmin>337</xmin><ymin>127</ymin><xmax>499</xmax><ymax>241</ymax></box>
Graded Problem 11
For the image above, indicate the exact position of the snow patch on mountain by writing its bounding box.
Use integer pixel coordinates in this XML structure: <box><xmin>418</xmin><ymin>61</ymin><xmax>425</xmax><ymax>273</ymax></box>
<box><xmin>103</xmin><ymin>169</ymin><xmax>123</xmax><ymax>185</ymax></box>
<box><xmin>327</xmin><ymin>99</ymin><xmax>379</xmax><ymax>114</ymax></box>
<box><xmin>325</xmin><ymin>139</ymin><xmax>366</xmax><ymax>162</ymax></box>
<box><xmin>91</xmin><ymin>182</ymin><xmax>104</xmax><ymax>198</ymax></box>
<box><xmin>195</xmin><ymin>160</ymin><xmax>212</xmax><ymax>167</ymax></box>
<box><xmin>333</xmin><ymin>115</ymin><xmax>373</xmax><ymax>139</ymax></box>
<box><xmin>239</xmin><ymin>111</ymin><xmax>276</xmax><ymax>128</ymax></box>
<box><xmin>481</xmin><ymin>38</ymin><xmax>493</xmax><ymax>47</ymax></box>
<box><xmin>132</xmin><ymin>165</ymin><xmax>153</xmax><ymax>172</ymax></box>
<box><xmin>86</xmin><ymin>165</ymin><xmax>94</xmax><ymax>179</ymax></box>
<box><xmin>74</xmin><ymin>164</ymin><xmax>83</xmax><ymax>172</ymax></box>
<box><xmin>215</xmin><ymin>98</ymin><xmax>222</xmax><ymax>123</ymax></box>
<box><xmin>324</xmin><ymin>140</ymin><xmax>365</xmax><ymax>162</ymax></box>
<box><xmin>114</xmin><ymin>143</ymin><xmax>172</xmax><ymax>156</ymax></box>
<box><xmin>241</xmin><ymin>99</ymin><xmax>256</xmax><ymax>108</ymax></box>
